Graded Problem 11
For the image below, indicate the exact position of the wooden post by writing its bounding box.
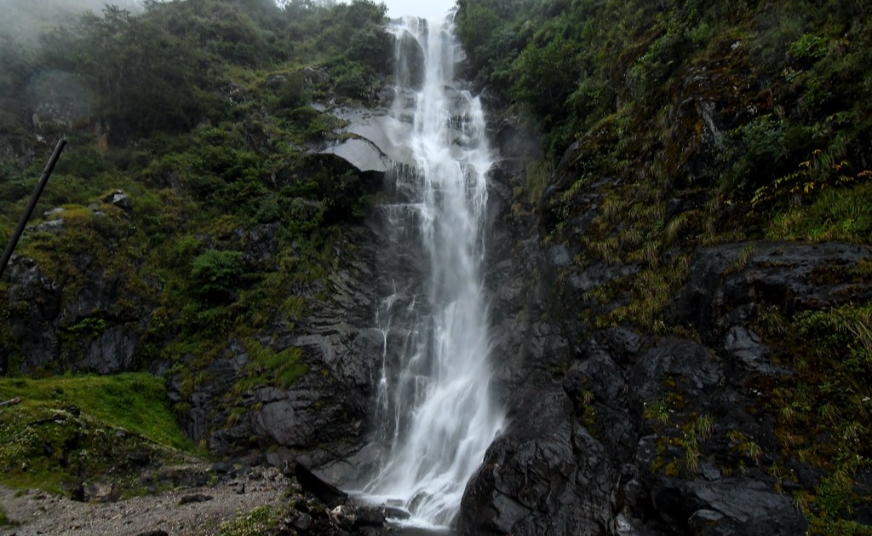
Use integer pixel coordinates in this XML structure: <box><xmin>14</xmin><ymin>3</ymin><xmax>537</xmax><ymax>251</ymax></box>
<box><xmin>0</xmin><ymin>138</ymin><xmax>67</xmax><ymax>279</ymax></box>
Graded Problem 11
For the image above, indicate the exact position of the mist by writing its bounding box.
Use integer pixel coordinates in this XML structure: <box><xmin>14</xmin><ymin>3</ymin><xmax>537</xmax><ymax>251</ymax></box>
<box><xmin>380</xmin><ymin>0</ymin><xmax>455</xmax><ymax>19</ymax></box>
<box><xmin>0</xmin><ymin>0</ymin><xmax>461</xmax><ymax>49</ymax></box>
<box><xmin>0</xmin><ymin>0</ymin><xmax>142</xmax><ymax>47</ymax></box>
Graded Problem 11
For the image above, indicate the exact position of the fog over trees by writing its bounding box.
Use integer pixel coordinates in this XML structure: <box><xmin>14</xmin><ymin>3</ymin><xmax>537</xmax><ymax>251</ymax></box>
<box><xmin>0</xmin><ymin>0</ymin><xmax>143</xmax><ymax>46</ymax></box>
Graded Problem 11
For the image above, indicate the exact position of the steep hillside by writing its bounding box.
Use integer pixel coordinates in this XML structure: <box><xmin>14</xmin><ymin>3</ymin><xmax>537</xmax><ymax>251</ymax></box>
<box><xmin>0</xmin><ymin>0</ymin><xmax>393</xmax><ymax>487</ymax></box>
<box><xmin>457</xmin><ymin>0</ymin><xmax>872</xmax><ymax>535</ymax></box>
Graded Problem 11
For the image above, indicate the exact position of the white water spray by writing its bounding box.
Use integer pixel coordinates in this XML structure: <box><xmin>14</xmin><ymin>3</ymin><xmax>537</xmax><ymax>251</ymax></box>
<box><xmin>358</xmin><ymin>15</ymin><xmax>504</xmax><ymax>528</ymax></box>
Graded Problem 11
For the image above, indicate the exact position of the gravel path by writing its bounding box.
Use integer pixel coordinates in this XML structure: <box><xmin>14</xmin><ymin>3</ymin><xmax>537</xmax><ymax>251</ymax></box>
<box><xmin>0</xmin><ymin>467</ymin><xmax>290</xmax><ymax>536</ymax></box>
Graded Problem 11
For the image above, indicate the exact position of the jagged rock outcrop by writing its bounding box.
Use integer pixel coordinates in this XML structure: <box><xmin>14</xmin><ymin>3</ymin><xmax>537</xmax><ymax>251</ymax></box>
<box><xmin>458</xmin><ymin>112</ymin><xmax>847</xmax><ymax>534</ymax></box>
<box><xmin>162</xmin><ymin>225</ymin><xmax>385</xmax><ymax>466</ymax></box>
<box><xmin>7</xmin><ymin>254</ymin><xmax>146</xmax><ymax>374</ymax></box>
<box><xmin>459</xmin><ymin>383</ymin><xmax>616</xmax><ymax>535</ymax></box>
<box><xmin>465</xmin><ymin>228</ymin><xmax>824</xmax><ymax>535</ymax></box>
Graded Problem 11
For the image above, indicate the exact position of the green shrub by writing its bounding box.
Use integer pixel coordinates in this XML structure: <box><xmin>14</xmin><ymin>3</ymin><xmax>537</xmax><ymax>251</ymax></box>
<box><xmin>190</xmin><ymin>250</ymin><xmax>244</xmax><ymax>303</ymax></box>
<box><xmin>276</xmin><ymin>72</ymin><xmax>308</xmax><ymax>109</ymax></box>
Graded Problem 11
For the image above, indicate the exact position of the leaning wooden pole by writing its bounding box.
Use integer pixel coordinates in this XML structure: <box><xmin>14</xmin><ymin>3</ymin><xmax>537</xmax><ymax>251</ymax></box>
<box><xmin>0</xmin><ymin>138</ymin><xmax>67</xmax><ymax>279</ymax></box>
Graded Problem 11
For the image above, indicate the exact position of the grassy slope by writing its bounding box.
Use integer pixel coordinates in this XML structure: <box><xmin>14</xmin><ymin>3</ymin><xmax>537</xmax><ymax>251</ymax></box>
<box><xmin>0</xmin><ymin>373</ymin><xmax>197</xmax><ymax>494</ymax></box>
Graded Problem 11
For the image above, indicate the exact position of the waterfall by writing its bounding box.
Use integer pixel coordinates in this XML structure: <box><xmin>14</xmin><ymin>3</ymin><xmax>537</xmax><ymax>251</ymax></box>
<box><xmin>358</xmin><ymin>14</ymin><xmax>505</xmax><ymax>528</ymax></box>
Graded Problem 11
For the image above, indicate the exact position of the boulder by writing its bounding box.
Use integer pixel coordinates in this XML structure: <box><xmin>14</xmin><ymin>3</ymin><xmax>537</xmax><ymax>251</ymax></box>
<box><xmin>651</xmin><ymin>478</ymin><xmax>807</xmax><ymax>535</ymax></box>
<box><xmin>459</xmin><ymin>384</ymin><xmax>615</xmax><ymax>536</ymax></box>
<box><xmin>296</xmin><ymin>462</ymin><xmax>348</xmax><ymax>507</ymax></box>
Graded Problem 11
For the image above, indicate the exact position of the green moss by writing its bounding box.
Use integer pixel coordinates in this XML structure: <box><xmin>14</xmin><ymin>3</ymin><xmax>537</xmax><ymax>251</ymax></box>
<box><xmin>0</xmin><ymin>374</ymin><xmax>195</xmax><ymax>451</ymax></box>
<box><xmin>233</xmin><ymin>339</ymin><xmax>308</xmax><ymax>395</ymax></box>
<box><xmin>0</xmin><ymin>374</ymin><xmax>200</xmax><ymax>494</ymax></box>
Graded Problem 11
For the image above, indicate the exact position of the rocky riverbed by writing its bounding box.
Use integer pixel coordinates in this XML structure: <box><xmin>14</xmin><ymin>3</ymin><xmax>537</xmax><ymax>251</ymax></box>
<box><xmin>0</xmin><ymin>465</ymin><xmax>290</xmax><ymax>536</ymax></box>
<box><xmin>0</xmin><ymin>462</ymin><xmax>413</xmax><ymax>536</ymax></box>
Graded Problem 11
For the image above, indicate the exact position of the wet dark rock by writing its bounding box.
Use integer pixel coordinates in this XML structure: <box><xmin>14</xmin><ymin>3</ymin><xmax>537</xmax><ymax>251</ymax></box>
<box><xmin>723</xmin><ymin>326</ymin><xmax>786</xmax><ymax>375</ymax></box>
<box><xmin>6</xmin><ymin>250</ymin><xmax>152</xmax><ymax>375</ymax></box>
<box><xmin>294</xmin><ymin>512</ymin><xmax>314</xmax><ymax>531</ymax></box>
<box><xmin>211</xmin><ymin>461</ymin><xmax>231</xmax><ymax>474</ymax></box>
<box><xmin>296</xmin><ymin>462</ymin><xmax>348</xmax><ymax>507</ymax></box>
<box><xmin>546</xmin><ymin>244</ymin><xmax>573</xmax><ymax>267</ymax></box>
<box><xmin>178</xmin><ymin>493</ymin><xmax>213</xmax><ymax>505</ymax></box>
<box><xmin>380</xmin><ymin>506</ymin><xmax>410</xmax><ymax>520</ymax></box>
<box><xmin>651</xmin><ymin>478</ymin><xmax>806</xmax><ymax>535</ymax></box>
<box><xmin>673</xmin><ymin>242</ymin><xmax>872</xmax><ymax>344</ymax></box>
<box><xmin>85</xmin><ymin>325</ymin><xmax>138</xmax><ymax>374</ymax></box>
<box><xmin>628</xmin><ymin>339</ymin><xmax>723</xmax><ymax>419</ymax></box>
<box><xmin>104</xmin><ymin>189</ymin><xmax>132</xmax><ymax>211</ymax></box>
<box><xmin>699</xmin><ymin>463</ymin><xmax>722</xmax><ymax>482</ymax></box>
<box><xmin>126</xmin><ymin>451</ymin><xmax>150</xmax><ymax>467</ymax></box>
<box><xmin>134</xmin><ymin>531</ymin><xmax>169</xmax><ymax>536</ymax></box>
<box><xmin>572</xmin><ymin>261</ymin><xmax>640</xmax><ymax>293</ymax></box>
<box><xmin>255</xmin><ymin>397</ymin><xmax>306</xmax><ymax>446</ymax></box>
<box><xmin>353</xmin><ymin>506</ymin><xmax>385</xmax><ymax>528</ymax></box>
<box><xmin>7</xmin><ymin>257</ymin><xmax>61</xmax><ymax>371</ymax></box>
<box><xmin>563</xmin><ymin>341</ymin><xmax>636</xmax><ymax>459</ymax></box>
<box><xmin>459</xmin><ymin>384</ymin><xmax>615</xmax><ymax>536</ymax></box>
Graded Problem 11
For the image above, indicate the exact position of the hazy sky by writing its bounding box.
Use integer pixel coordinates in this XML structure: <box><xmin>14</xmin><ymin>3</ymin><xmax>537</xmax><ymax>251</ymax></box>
<box><xmin>381</xmin><ymin>0</ymin><xmax>456</xmax><ymax>20</ymax></box>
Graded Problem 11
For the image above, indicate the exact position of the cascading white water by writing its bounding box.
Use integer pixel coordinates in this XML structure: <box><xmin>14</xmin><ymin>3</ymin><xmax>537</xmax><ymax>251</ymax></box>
<box><xmin>358</xmin><ymin>14</ymin><xmax>504</xmax><ymax>528</ymax></box>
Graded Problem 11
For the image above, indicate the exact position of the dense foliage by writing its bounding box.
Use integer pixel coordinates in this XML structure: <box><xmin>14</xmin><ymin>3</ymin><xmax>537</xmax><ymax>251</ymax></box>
<box><xmin>0</xmin><ymin>0</ymin><xmax>390</xmax><ymax>446</ymax></box>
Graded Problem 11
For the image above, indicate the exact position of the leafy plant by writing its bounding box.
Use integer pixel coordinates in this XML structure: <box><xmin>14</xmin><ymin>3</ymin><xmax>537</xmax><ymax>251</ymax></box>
<box><xmin>190</xmin><ymin>250</ymin><xmax>244</xmax><ymax>304</ymax></box>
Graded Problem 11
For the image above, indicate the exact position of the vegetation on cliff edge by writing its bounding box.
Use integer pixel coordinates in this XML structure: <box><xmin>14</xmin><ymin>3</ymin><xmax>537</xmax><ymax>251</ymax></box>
<box><xmin>0</xmin><ymin>0</ymin><xmax>390</xmax><ymax>462</ymax></box>
<box><xmin>457</xmin><ymin>0</ymin><xmax>872</xmax><ymax>532</ymax></box>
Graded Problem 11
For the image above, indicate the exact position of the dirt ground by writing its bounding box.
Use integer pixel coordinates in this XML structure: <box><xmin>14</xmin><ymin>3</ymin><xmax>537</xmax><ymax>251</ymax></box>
<box><xmin>0</xmin><ymin>466</ymin><xmax>291</xmax><ymax>536</ymax></box>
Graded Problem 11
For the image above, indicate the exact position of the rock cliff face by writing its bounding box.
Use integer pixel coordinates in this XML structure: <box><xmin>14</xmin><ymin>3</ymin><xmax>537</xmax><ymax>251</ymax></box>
<box><xmin>453</xmin><ymin>105</ymin><xmax>872</xmax><ymax>533</ymax></box>
<box><xmin>5</xmin><ymin>219</ymin><xmax>387</xmax><ymax>465</ymax></box>
<box><xmin>4</xmin><ymin>91</ymin><xmax>859</xmax><ymax>536</ymax></box>
<box><xmin>7</xmin><ymin>251</ymin><xmax>147</xmax><ymax>375</ymax></box>
<box><xmin>165</xmin><ymin>223</ymin><xmax>387</xmax><ymax>468</ymax></box>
